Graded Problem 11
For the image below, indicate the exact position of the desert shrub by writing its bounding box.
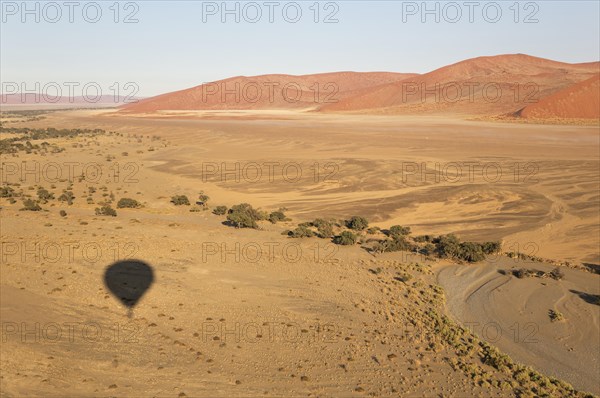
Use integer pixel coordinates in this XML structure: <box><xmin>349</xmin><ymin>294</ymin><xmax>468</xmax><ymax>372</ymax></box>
<box><xmin>0</xmin><ymin>186</ymin><xmax>15</xmax><ymax>198</ymax></box>
<box><xmin>311</xmin><ymin>218</ymin><xmax>334</xmax><ymax>238</ymax></box>
<box><xmin>345</xmin><ymin>216</ymin><xmax>369</xmax><ymax>231</ymax></box>
<box><xmin>395</xmin><ymin>272</ymin><xmax>413</xmax><ymax>283</ymax></box>
<box><xmin>58</xmin><ymin>191</ymin><xmax>75</xmax><ymax>205</ymax></box>
<box><xmin>288</xmin><ymin>225</ymin><xmax>315</xmax><ymax>238</ymax></box>
<box><xmin>333</xmin><ymin>231</ymin><xmax>357</xmax><ymax>245</ymax></box>
<box><xmin>388</xmin><ymin>225</ymin><xmax>411</xmax><ymax>237</ymax></box>
<box><xmin>373</xmin><ymin>237</ymin><xmax>413</xmax><ymax>253</ymax></box>
<box><xmin>366</xmin><ymin>226</ymin><xmax>380</xmax><ymax>234</ymax></box>
<box><xmin>95</xmin><ymin>205</ymin><xmax>117</xmax><ymax>217</ymax></box>
<box><xmin>549</xmin><ymin>267</ymin><xmax>564</xmax><ymax>280</ymax></box>
<box><xmin>413</xmin><ymin>234</ymin><xmax>433</xmax><ymax>243</ymax></box>
<box><xmin>20</xmin><ymin>199</ymin><xmax>42</xmax><ymax>211</ymax></box>
<box><xmin>420</xmin><ymin>243</ymin><xmax>436</xmax><ymax>256</ymax></box>
<box><xmin>197</xmin><ymin>191</ymin><xmax>210</xmax><ymax>204</ymax></box>
<box><xmin>59</xmin><ymin>210</ymin><xmax>67</xmax><ymax>217</ymax></box>
<box><xmin>482</xmin><ymin>241</ymin><xmax>502</xmax><ymax>254</ymax></box>
<box><xmin>513</xmin><ymin>268</ymin><xmax>531</xmax><ymax>279</ymax></box>
<box><xmin>457</xmin><ymin>242</ymin><xmax>485</xmax><ymax>262</ymax></box>
<box><xmin>268</xmin><ymin>210</ymin><xmax>290</xmax><ymax>224</ymax></box>
<box><xmin>212</xmin><ymin>205</ymin><xmax>228</xmax><ymax>215</ymax></box>
<box><xmin>435</xmin><ymin>234</ymin><xmax>461</xmax><ymax>258</ymax></box>
<box><xmin>171</xmin><ymin>195</ymin><xmax>190</xmax><ymax>206</ymax></box>
<box><xmin>548</xmin><ymin>309</ymin><xmax>564</xmax><ymax>322</ymax></box>
<box><xmin>37</xmin><ymin>188</ymin><xmax>54</xmax><ymax>202</ymax></box>
<box><xmin>226</xmin><ymin>203</ymin><xmax>266</xmax><ymax>229</ymax></box>
<box><xmin>117</xmin><ymin>198</ymin><xmax>141</xmax><ymax>208</ymax></box>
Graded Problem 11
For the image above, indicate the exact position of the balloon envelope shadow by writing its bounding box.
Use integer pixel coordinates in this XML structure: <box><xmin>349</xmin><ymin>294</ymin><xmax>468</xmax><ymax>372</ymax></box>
<box><xmin>104</xmin><ymin>260</ymin><xmax>154</xmax><ymax>318</ymax></box>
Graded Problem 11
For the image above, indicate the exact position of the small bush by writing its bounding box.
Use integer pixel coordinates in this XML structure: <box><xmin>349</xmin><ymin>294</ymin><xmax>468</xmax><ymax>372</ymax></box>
<box><xmin>333</xmin><ymin>231</ymin><xmax>357</xmax><ymax>245</ymax></box>
<box><xmin>345</xmin><ymin>216</ymin><xmax>369</xmax><ymax>231</ymax></box>
<box><xmin>435</xmin><ymin>234</ymin><xmax>461</xmax><ymax>258</ymax></box>
<box><xmin>482</xmin><ymin>241</ymin><xmax>502</xmax><ymax>254</ymax></box>
<box><xmin>549</xmin><ymin>267</ymin><xmax>564</xmax><ymax>280</ymax></box>
<box><xmin>388</xmin><ymin>225</ymin><xmax>411</xmax><ymax>237</ymax></box>
<box><xmin>171</xmin><ymin>195</ymin><xmax>190</xmax><ymax>206</ymax></box>
<box><xmin>226</xmin><ymin>203</ymin><xmax>266</xmax><ymax>229</ymax></box>
<box><xmin>373</xmin><ymin>237</ymin><xmax>412</xmax><ymax>253</ymax></box>
<box><xmin>197</xmin><ymin>191</ymin><xmax>210</xmax><ymax>204</ymax></box>
<box><xmin>548</xmin><ymin>309</ymin><xmax>564</xmax><ymax>322</ymax></box>
<box><xmin>117</xmin><ymin>198</ymin><xmax>141</xmax><ymax>209</ymax></box>
<box><xmin>0</xmin><ymin>186</ymin><xmax>15</xmax><ymax>198</ymax></box>
<box><xmin>366</xmin><ymin>226</ymin><xmax>381</xmax><ymax>234</ymax></box>
<box><xmin>95</xmin><ymin>205</ymin><xmax>117</xmax><ymax>217</ymax></box>
<box><xmin>420</xmin><ymin>243</ymin><xmax>436</xmax><ymax>256</ymax></box>
<box><xmin>310</xmin><ymin>219</ymin><xmax>334</xmax><ymax>238</ymax></box>
<box><xmin>458</xmin><ymin>242</ymin><xmax>485</xmax><ymax>262</ymax></box>
<box><xmin>59</xmin><ymin>210</ymin><xmax>67</xmax><ymax>217</ymax></box>
<box><xmin>20</xmin><ymin>199</ymin><xmax>42</xmax><ymax>211</ymax></box>
<box><xmin>395</xmin><ymin>272</ymin><xmax>412</xmax><ymax>283</ymax></box>
<box><xmin>58</xmin><ymin>191</ymin><xmax>75</xmax><ymax>205</ymax></box>
<box><xmin>269</xmin><ymin>210</ymin><xmax>290</xmax><ymax>224</ymax></box>
<box><xmin>288</xmin><ymin>225</ymin><xmax>315</xmax><ymax>238</ymax></box>
<box><xmin>37</xmin><ymin>188</ymin><xmax>54</xmax><ymax>202</ymax></box>
<box><xmin>212</xmin><ymin>205</ymin><xmax>228</xmax><ymax>215</ymax></box>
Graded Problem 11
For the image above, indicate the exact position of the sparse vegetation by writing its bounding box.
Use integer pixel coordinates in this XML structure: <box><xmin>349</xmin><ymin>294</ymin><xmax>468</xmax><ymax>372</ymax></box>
<box><xmin>117</xmin><ymin>198</ymin><xmax>142</xmax><ymax>209</ymax></box>
<box><xmin>20</xmin><ymin>199</ymin><xmax>42</xmax><ymax>211</ymax></box>
<box><xmin>170</xmin><ymin>195</ymin><xmax>190</xmax><ymax>206</ymax></box>
<box><xmin>95</xmin><ymin>205</ymin><xmax>117</xmax><ymax>217</ymax></box>
<box><xmin>345</xmin><ymin>216</ymin><xmax>369</xmax><ymax>231</ymax></box>
<box><xmin>549</xmin><ymin>309</ymin><xmax>565</xmax><ymax>322</ymax></box>
<box><xmin>226</xmin><ymin>203</ymin><xmax>266</xmax><ymax>229</ymax></box>
<box><xmin>212</xmin><ymin>205</ymin><xmax>228</xmax><ymax>215</ymax></box>
<box><xmin>333</xmin><ymin>231</ymin><xmax>357</xmax><ymax>245</ymax></box>
<box><xmin>268</xmin><ymin>209</ymin><xmax>290</xmax><ymax>224</ymax></box>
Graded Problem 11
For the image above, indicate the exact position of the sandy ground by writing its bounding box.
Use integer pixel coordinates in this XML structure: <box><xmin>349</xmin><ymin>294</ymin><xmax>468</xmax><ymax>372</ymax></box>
<box><xmin>1</xmin><ymin>109</ymin><xmax>599</xmax><ymax>397</ymax></box>
<box><xmin>437</xmin><ymin>260</ymin><xmax>600</xmax><ymax>394</ymax></box>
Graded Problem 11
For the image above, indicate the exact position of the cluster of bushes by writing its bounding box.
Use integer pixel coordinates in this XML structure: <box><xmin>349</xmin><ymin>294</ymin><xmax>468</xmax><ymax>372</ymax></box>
<box><xmin>433</xmin><ymin>234</ymin><xmax>501</xmax><ymax>263</ymax></box>
<box><xmin>511</xmin><ymin>267</ymin><xmax>564</xmax><ymax>280</ymax></box>
<box><xmin>170</xmin><ymin>195</ymin><xmax>190</xmax><ymax>206</ymax></box>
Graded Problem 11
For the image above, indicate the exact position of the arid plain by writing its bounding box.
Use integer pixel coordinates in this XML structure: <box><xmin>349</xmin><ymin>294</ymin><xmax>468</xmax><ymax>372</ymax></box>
<box><xmin>1</xmin><ymin>105</ymin><xmax>599</xmax><ymax>397</ymax></box>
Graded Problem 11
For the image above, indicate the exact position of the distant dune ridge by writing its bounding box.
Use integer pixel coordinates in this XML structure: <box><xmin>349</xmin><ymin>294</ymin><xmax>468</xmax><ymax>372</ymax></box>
<box><xmin>118</xmin><ymin>54</ymin><xmax>598</xmax><ymax>120</ymax></box>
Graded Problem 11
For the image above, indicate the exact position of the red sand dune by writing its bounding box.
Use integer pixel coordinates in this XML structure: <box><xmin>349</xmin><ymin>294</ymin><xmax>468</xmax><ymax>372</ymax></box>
<box><xmin>120</xmin><ymin>72</ymin><xmax>416</xmax><ymax>113</ymax></box>
<box><xmin>518</xmin><ymin>74</ymin><xmax>600</xmax><ymax>120</ymax></box>
<box><xmin>120</xmin><ymin>54</ymin><xmax>599</xmax><ymax>119</ymax></box>
<box><xmin>320</xmin><ymin>54</ymin><xmax>599</xmax><ymax>116</ymax></box>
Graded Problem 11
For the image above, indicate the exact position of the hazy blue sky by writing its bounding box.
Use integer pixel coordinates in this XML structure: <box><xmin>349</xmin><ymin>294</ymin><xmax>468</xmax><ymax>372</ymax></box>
<box><xmin>1</xmin><ymin>1</ymin><xmax>599</xmax><ymax>96</ymax></box>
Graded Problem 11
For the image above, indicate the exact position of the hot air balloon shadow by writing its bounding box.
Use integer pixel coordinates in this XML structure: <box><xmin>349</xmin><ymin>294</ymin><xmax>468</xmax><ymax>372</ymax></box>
<box><xmin>104</xmin><ymin>260</ymin><xmax>154</xmax><ymax>318</ymax></box>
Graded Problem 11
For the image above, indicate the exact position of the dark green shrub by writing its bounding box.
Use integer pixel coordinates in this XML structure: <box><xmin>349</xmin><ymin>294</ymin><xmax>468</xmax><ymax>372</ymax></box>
<box><xmin>310</xmin><ymin>218</ymin><xmax>334</xmax><ymax>238</ymax></box>
<box><xmin>288</xmin><ymin>225</ymin><xmax>315</xmax><ymax>238</ymax></box>
<box><xmin>269</xmin><ymin>210</ymin><xmax>290</xmax><ymax>224</ymax></box>
<box><xmin>20</xmin><ymin>199</ymin><xmax>42</xmax><ymax>211</ymax></box>
<box><xmin>117</xmin><ymin>198</ymin><xmax>141</xmax><ymax>208</ymax></box>
<box><xmin>0</xmin><ymin>186</ymin><xmax>15</xmax><ymax>198</ymax></box>
<box><xmin>171</xmin><ymin>195</ymin><xmax>190</xmax><ymax>206</ymax></box>
<box><xmin>95</xmin><ymin>205</ymin><xmax>117</xmax><ymax>217</ymax></box>
<box><xmin>482</xmin><ymin>241</ymin><xmax>502</xmax><ymax>254</ymax></box>
<box><xmin>420</xmin><ymin>243</ymin><xmax>436</xmax><ymax>256</ymax></box>
<box><xmin>413</xmin><ymin>234</ymin><xmax>433</xmax><ymax>243</ymax></box>
<box><xmin>212</xmin><ymin>205</ymin><xmax>228</xmax><ymax>215</ymax></box>
<box><xmin>458</xmin><ymin>242</ymin><xmax>485</xmax><ymax>262</ymax></box>
<box><xmin>333</xmin><ymin>231</ymin><xmax>357</xmax><ymax>245</ymax></box>
<box><xmin>435</xmin><ymin>234</ymin><xmax>461</xmax><ymax>258</ymax></box>
<box><xmin>58</xmin><ymin>191</ymin><xmax>75</xmax><ymax>205</ymax></box>
<box><xmin>226</xmin><ymin>203</ymin><xmax>266</xmax><ymax>229</ymax></box>
<box><xmin>37</xmin><ymin>188</ymin><xmax>54</xmax><ymax>202</ymax></box>
<box><xmin>372</xmin><ymin>237</ymin><xmax>413</xmax><ymax>253</ymax></box>
<box><xmin>345</xmin><ymin>216</ymin><xmax>369</xmax><ymax>231</ymax></box>
<box><xmin>388</xmin><ymin>225</ymin><xmax>411</xmax><ymax>237</ymax></box>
